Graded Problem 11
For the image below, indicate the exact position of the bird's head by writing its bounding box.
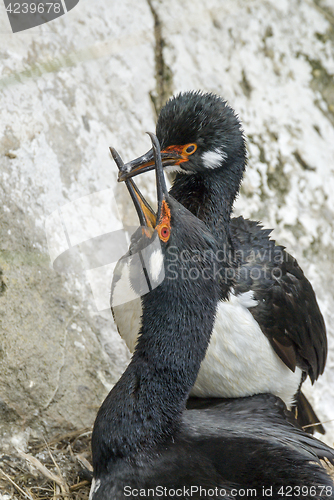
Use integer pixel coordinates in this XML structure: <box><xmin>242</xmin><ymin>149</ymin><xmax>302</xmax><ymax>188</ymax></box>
<box><xmin>112</xmin><ymin>133</ymin><xmax>224</xmax><ymax>294</ymax></box>
<box><xmin>118</xmin><ymin>91</ymin><xmax>246</xmax><ymax>180</ymax></box>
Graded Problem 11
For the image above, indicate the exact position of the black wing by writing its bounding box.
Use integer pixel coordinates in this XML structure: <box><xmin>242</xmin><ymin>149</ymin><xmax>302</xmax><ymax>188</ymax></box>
<box><xmin>230</xmin><ymin>216</ymin><xmax>327</xmax><ymax>383</ymax></box>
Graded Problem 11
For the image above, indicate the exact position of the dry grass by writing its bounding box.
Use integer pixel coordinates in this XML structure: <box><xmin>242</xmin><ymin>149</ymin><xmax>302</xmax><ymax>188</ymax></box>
<box><xmin>0</xmin><ymin>428</ymin><xmax>93</xmax><ymax>500</ymax></box>
<box><xmin>325</xmin><ymin>461</ymin><xmax>334</xmax><ymax>480</ymax></box>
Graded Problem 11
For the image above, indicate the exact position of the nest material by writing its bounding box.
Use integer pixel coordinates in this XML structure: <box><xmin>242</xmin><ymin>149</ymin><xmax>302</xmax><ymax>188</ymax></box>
<box><xmin>0</xmin><ymin>428</ymin><xmax>92</xmax><ymax>500</ymax></box>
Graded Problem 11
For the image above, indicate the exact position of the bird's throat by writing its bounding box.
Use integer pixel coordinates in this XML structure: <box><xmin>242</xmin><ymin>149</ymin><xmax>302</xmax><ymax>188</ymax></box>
<box><xmin>170</xmin><ymin>169</ymin><xmax>237</xmax><ymax>241</ymax></box>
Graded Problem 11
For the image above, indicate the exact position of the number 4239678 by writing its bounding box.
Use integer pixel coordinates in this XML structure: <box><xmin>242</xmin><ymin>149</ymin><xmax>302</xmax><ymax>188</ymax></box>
<box><xmin>5</xmin><ymin>3</ymin><xmax>61</xmax><ymax>14</ymax></box>
<box><xmin>277</xmin><ymin>486</ymin><xmax>333</xmax><ymax>497</ymax></box>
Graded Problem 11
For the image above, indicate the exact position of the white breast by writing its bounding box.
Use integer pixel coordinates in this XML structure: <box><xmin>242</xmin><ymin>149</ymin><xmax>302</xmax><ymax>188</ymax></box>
<box><xmin>111</xmin><ymin>258</ymin><xmax>143</xmax><ymax>352</ymax></box>
<box><xmin>190</xmin><ymin>291</ymin><xmax>302</xmax><ymax>408</ymax></box>
<box><xmin>112</xmin><ymin>298</ymin><xmax>142</xmax><ymax>353</ymax></box>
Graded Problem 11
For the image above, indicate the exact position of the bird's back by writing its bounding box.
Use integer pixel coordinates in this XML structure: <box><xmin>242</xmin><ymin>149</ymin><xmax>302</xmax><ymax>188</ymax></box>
<box><xmin>230</xmin><ymin>215</ymin><xmax>327</xmax><ymax>380</ymax></box>
<box><xmin>91</xmin><ymin>394</ymin><xmax>334</xmax><ymax>500</ymax></box>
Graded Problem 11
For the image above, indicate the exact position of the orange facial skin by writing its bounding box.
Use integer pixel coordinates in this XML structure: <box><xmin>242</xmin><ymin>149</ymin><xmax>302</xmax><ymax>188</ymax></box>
<box><xmin>162</xmin><ymin>143</ymin><xmax>197</xmax><ymax>165</ymax></box>
<box><xmin>156</xmin><ymin>199</ymin><xmax>171</xmax><ymax>243</ymax></box>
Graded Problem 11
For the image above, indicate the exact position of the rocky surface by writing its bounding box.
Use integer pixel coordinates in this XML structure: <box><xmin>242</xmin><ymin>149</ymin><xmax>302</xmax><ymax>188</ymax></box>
<box><xmin>0</xmin><ymin>0</ymin><xmax>333</xmax><ymax>451</ymax></box>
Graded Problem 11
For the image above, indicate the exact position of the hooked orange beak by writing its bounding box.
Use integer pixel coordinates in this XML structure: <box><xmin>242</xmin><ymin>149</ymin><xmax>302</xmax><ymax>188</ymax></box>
<box><xmin>117</xmin><ymin>144</ymin><xmax>189</xmax><ymax>182</ymax></box>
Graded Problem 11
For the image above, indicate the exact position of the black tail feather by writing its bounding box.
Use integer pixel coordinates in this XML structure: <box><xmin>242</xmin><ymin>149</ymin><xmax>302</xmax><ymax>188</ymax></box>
<box><xmin>295</xmin><ymin>391</ymin><xmax>325</xmax><ymax>435</ymax></box>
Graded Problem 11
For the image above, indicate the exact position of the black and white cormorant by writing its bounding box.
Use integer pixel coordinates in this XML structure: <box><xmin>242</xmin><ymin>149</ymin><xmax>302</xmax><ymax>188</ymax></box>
<box><xmin>90</xmin><ymin>134</ymin><xmax>334</xmax><ymax>500</ymax></box>
<box><xmin>116</xmin><ymin>91</ymin><xmax>327</xmax><ymax>433</ymax></box>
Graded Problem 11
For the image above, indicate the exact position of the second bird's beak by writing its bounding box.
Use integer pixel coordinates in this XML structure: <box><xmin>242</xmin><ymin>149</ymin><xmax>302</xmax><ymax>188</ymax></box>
<box><xmin>110</xmin><ymin>133</ymin><xmax>168</xmax><ymax>232</ymax></box>
<box><xmin>147</xmin><ymin>132</ymin><xmax>169</xmax><ymax>218</ymax></box>
<box><xmin>110</xmin><ymin>147</ymin><xmax>156</xmax><ymax>230</ymax></box>
<box><xmin>117</xmin><ymin>142</ymin><xmax>184</xmax><ymax>182</ymax></box>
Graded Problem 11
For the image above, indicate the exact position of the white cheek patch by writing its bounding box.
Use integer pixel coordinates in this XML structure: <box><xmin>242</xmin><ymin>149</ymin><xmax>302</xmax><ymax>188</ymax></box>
<box><xmin>202</xmin><ymin>148</ymin><xmax>227</xmax><ymax>169</ymax></box>
<box><xmin>141</xmin><ymin>237</ymin><xmax>165</xmax><ymax>287</ymax></box>
<box><xmin>148</xmin><ymin>248</ymin><xmax>164</xmax><ymax>283</ymax></box>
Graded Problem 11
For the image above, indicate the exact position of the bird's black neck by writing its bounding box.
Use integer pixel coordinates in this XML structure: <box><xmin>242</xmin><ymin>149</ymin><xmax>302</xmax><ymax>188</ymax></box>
<box><xmin>92</xmin><ymin>243</ymin><xmax>220</xmax><ymax>476</ymax></box>
<box><xmin>170</xmin><ymin>165</ymin><xmax>243</xmax><ymax>243</ymax></box>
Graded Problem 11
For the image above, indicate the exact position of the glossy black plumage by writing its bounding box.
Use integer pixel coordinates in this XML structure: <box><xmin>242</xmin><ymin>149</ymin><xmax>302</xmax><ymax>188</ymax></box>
<box><xmin>91</xmin><ymin>137</ymin><xmax>334</xmax><ymax>500</ymax></box>
<box><xmin>119</xmin><ymin>91</ymin><xmax>327</xmax><ymax>433</ymax></box>
<box><xmin>92</xmin><ymin>394</ymin><xmax>334</xmax><ymax>500</ymax></box>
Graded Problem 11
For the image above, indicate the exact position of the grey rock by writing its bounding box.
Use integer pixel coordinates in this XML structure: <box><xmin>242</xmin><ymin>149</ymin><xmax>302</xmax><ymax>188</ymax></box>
<box><xmin>0</xmin><ymin>0</ymin><xmax>333</xmax><ymax>450</ymax></box>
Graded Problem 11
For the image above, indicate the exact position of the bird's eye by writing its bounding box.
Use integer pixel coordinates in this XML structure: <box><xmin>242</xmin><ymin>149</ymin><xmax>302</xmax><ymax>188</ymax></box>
<box><xmin>158</xmin><ymin>225</ymin><xmax>170</xmax><ymax>242</ymax></box>
<box><xmin>184</xmin><ymin>144</ymin><xmax>197</xmax><ymax>155</ymax></box>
